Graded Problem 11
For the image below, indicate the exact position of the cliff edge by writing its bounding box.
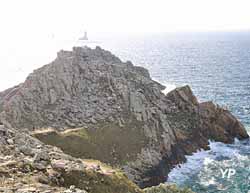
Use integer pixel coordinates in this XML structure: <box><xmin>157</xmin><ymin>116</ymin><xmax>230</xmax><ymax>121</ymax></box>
<box><xmin>0</xmin><ymin>46</ymin><xmax>248</xmax><ymax>188</ymax></box>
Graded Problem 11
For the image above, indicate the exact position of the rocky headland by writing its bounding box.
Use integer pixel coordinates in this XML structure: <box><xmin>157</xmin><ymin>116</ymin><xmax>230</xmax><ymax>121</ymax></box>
<box><xmin>0</xmin><ymin>46</ymin><xmax>248</xmax><ymax>192</ymax></box>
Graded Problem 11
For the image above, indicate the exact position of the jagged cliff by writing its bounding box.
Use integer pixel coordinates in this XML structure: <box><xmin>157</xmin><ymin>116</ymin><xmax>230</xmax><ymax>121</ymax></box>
<box><xmin>0</xmin><ymin>46</ymin><xmax>248</xmax><ymax>188</ymax></box>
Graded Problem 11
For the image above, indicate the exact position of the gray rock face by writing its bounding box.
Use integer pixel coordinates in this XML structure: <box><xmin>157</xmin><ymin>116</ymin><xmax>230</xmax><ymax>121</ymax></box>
<box><xmin>0</xmin><ymin>46</ymin><xmax>164</xmax><ymax>130</ymax></box>
<box><xmin>0</xmin><ymin>46</ymin><xmax>248</xmax><ymax>188</ymax></box>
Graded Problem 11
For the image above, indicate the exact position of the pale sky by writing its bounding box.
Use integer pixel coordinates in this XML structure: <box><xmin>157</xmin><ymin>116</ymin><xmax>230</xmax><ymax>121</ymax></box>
<box><xmin>0</xmin><ymin>0</ymin><xmax>250</xmax><ymax>91</ymax></box>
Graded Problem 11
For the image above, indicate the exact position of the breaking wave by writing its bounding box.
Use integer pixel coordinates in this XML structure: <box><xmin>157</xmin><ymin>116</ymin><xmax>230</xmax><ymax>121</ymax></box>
<box><xmin>167</xmin><ymin>138</ymin><xmax>250</xmax><ymax>192</ymax></box>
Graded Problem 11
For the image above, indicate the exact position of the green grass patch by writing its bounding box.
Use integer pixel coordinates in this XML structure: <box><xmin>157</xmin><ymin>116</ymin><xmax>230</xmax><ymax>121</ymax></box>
<box><xmin>34</xmin><ymin>117</ymin><xmax>148</xmax><ymax>166</ymax></box>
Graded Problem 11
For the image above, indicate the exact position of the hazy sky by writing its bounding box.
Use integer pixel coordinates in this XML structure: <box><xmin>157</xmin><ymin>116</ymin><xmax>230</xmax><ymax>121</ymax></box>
<box><xmin>0</xmin><ymin>0</ymin><xmax>250</xmax><ymax>90</ymax></box>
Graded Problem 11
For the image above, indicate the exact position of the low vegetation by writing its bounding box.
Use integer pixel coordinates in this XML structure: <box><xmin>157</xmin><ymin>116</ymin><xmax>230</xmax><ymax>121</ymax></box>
<box><xmin>144</xmin><ymin>183</ymin><xmax>194</xmax><ymax>193</ymax></box>
<box><xmin>34</xmin><ymin>118</ymin><xmax>147</xmax><ymax>166</ymax></box>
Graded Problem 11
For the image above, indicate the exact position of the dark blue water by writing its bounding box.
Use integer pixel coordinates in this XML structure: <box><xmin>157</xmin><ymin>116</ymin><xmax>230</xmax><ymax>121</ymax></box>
<box><xmin>94</xmin><ymin>32</ymin><xmax>250</xmax><ymax>193</ymax></box>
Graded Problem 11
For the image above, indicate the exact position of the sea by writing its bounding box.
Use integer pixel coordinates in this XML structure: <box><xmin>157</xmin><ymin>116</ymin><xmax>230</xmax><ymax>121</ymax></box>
<box><xmin>95</xmin><ymin>32</ymin><xmax>250</xmax><ymax>193</ymax></box>
<box><xmin>1</xmin><ymin>31</ymin><xmax>250</xmax><ymax>192</ymax></box>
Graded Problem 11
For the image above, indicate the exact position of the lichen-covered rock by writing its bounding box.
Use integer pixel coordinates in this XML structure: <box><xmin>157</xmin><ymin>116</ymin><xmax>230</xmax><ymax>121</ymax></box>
<box><xmin>0</xmin><ymin>46</ymin><xmax>248</xmax><ymax>188</ymax></box>
<box><xmin>144</xmin><ymin>183</ymin><xmax>194</xmax><ymax>193</ymax></box>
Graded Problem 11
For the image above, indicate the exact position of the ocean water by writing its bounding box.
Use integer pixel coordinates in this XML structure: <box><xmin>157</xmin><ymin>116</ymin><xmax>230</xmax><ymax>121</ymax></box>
<box><xmin>94</xmin><ymin>32</ymin><xmax>250</xmax><ymax>193</ymax></box>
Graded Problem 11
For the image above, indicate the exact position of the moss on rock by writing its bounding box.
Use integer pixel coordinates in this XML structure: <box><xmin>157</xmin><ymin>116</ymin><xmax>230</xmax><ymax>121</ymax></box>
<box><xmin>34</xmin><ymin>119</ymin><xmax>147</xmax><ymax>166</ymax></box>
<box><xmin>144</xmin><ymin>183</ymin><xmax>194</xmax><ymax>193</ymax></box>
<box><xmin>60</xmin><ymin>168</ymin><xmax>143</xmax><ymax>193</ymax></box>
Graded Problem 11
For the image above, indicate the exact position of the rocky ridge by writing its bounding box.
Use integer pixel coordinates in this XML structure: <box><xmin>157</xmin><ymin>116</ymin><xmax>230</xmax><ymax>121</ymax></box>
<box><xmin>0</xmin><ymin>123</ymin><xmax>192</xmax><ymax>193</ymax></box>
<box><xmin>0</xmin><ymin>46</ymin><xmax>248</xmax><ymax>188</ymax></box>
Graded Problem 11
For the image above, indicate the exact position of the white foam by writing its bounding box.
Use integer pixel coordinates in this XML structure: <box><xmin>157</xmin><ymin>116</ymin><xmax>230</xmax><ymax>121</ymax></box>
<box><xmin>161</xmin><ymin>83</ymin><xmax>177</xmax><ymax>95</ymax></box>
<box><xmin>167</xmin><ymin>141</ymin><xmax>241</xmax><ymax>185</ymax></box>
<box><xmin>168</xmin><ymin>149</ymin><xmax>209</xmax><ymax>184</ymax></box>
<box><xmin>246</xmin><ymin>125</ymin><xmax>250</xmax><ymax>135</ymax></box>
<box><xmin>200</xmin><ymin>177</ymin><xmax>217</xmax><ymax>186</ymax></box>
<box><xmin>151</xmin><ymin>78</ymin><xmax>177</xmax><ymax>95</ymax></box>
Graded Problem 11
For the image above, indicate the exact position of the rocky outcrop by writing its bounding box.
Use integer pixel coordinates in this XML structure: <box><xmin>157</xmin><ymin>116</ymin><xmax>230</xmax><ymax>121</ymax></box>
<box><xmin>144</xmin><ymin>183</ymin><xmax>193</xmax><ymax>193</ymax></box>
<box><xmin>0</xmin><ymin>46</ymin><xmax>248</xmax><ymax>188</ymax></box>
<box><xmin>0</xmin><ymin>124</ymin><xmax>144</xmax><ymax>193</ymax></box>
<box><xmin>0</xmin><ymin>123</ymin><xmax>194</xmax><ymax>192</ymax></box>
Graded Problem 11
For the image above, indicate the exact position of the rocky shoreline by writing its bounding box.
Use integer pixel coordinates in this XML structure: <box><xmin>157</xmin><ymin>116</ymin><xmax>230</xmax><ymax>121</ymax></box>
<box><xmin>0</xmin><ymin>123</ymin><xmax>194</xmax><ymax>193</ymax></box>
<box><xmin>0</xmin><ymin>46</ymin><xmax>248</xmax><ymax>192</ymax></box>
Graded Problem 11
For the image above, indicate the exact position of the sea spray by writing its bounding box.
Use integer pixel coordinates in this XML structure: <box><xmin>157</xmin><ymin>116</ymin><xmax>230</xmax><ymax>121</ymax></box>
<box><xmin>168</xmin><ymin>139</ymin><xmax>250</xmax><ymax>192</ymax></box>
